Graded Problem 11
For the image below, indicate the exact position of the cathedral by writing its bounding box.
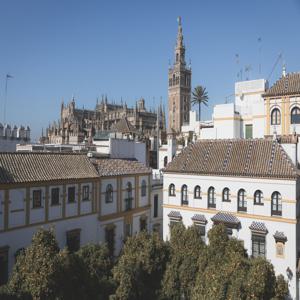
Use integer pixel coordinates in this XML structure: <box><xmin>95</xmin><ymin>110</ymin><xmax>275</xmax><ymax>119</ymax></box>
<box><xmin>46</xmin><ymin>96</ymin><xmax>166</xmax><ymax>144</ymax></box>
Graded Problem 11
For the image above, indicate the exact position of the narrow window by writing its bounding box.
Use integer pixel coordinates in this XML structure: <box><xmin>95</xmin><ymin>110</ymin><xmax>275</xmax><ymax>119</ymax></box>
<box><xmin>154</xmin><ymin>194</ymin><xmax>158</xmax><ymax>218</ymax></box>
<box><xmin>169</xmin><ymin>184</ymin><xmax>175</xmax><ymax>196</ymax></box>
<box><xmin>181</xmin><ymin>185</ymin><xmax>188</xmax><ymax>205</ymax></box>
<box><xmin>237</xmin><ymin>189</ymin><xmax>247</xmax><ymax>212</ymax></box>
<box><xmin>252</xmin><ymin>234</ymin><xmax>266</xmax><ymax>258</ymax></box>
<box><xmin>66</xmin><ymin>229</ymin><xmax>81</xmax><ymax>253</ymax></box>
<box><xmin>51</xmin><ymin>188</ymin><xmax>60</xmax><ymax>206</ymax></box>
<box><xmin>194</xmin><ymin>186</ymin><xmax>201</xmax><ymax>199</ymax></box>
<box><xmin>208</xmin><ymin>187</ymin><xmax>216</xmax><ymax>208</ymax></box>
<box><xmin>68</xmin><ymin>187</ymin><xmax>76</xmax><ymax>203</ymax></box>
<box><xmin>271</xmin><ymin>108</ymin><xmax>281</xmax><ymax>125</ymax></box>
<box><xmin>271</xmin><ymin>192</ymin><xmax>282</xmax><ymax>216</ymax></box>
<box><xmin>140</xmin><ymin>217</ymin><xmax>147</xmax><ymax>231</ymax></box>
<box><xmin>105</xmin><ymin>226</ymin><xmax>115</xmax><ymax>257</ymax></box>
<box><xmin>0</xmin><ymin>246</ymin><xmax>9</xmax><ymax>286</ymax></box>
<box><xmin>222</xmin><ymin>188</ymin><xmax>230</xmax><ymax>202</ymax></box>
<box><xmin>195</xmin><ymin>224</ymin><xmax>206</xmax><ymax>242</ymax></box>
<box><xmin>164</xmin><ymin>156</ymin><xmax>168</xmax><ymax>167</ymax></box>
<box><xmin>105</xmin><ymin>184</ymin><xmax>113</xmax><ymax>203</ymax></box>
<box><xmin>32</xmin><ymin>190</ymin><xmax>42</xmax><ymax>208</ymax></box>
<box><xmin>125</xmin><ymin>182</ymin><xmax>133</xmax><ymax>211</ymax></box>
<box><xmin>254</xmin><ymin>190</ymin><xmax>263</xmax><ymax>205</ymax></box>
<box><xmin>82</xmin><ymin>185</ymin><xmax>90</xmax><ymax>201</ymax></box>
<box><xmin>291</xmin><ymin>107</ymin><xmax>300</xmax><ymax>124</ymax></box>
<box><xmin>141</xmin><ymin>180</ymin><xmax>147</xmax><ymax>197</ymax></box>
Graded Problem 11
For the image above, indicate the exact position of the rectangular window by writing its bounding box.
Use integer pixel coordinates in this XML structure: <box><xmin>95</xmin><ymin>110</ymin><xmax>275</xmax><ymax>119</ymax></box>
<box><xmin>0</xmin><ymin>246</ymin><xmax>9</xmax><ymax>286</ymax></box>
<box><xmin>32</xmin><ymin>190</ymin><xmax>42</xmax><ymax>208</ymax></box>
<box><xmin>195</xmin><ymin>224</ymin><xmax>206</xmax><ymax>242</ymax></box>
<box><xmin>252</xmin><ymin>234</ymin><xmax>266</xmax><ymax>258</ymax></box>
<box><xmin>82</xmin><ymin>185</ymin><xmax>89</xmax><ymax>201</ymax></box>
<box><xmin>105</xmin><ymin>226</ymin><xmax>115</xmax><ymax>257</ymax></box>
<box><xmin>125</xmin><ymin>223</ymin><xmax>132</xmax><ymax>238</ymax></box>
<box><xmin>66</xmin><ymin>229</ymin><xmax>81</xmax><ymax>252</ymax></box>
<box><xmin>68</xmin><ymin>187</ymin><xmax>76</xmax><ymax>203</ymax></box>
<box><xmin>140</xmin><ymin>217</ymin><xmax>147</xmax><ymax>231</ymax></box>
<box><xmin>154</xmin><ymin>195</ymin><xmax>158</xmax><ymax>218</ymax></box>
<box><xmin>51</xmin><ymin>188</ymin><xmax>60</xmax><ymax>206</ymax></box>
<box><xmin>245</xmin><ymin>124</ymin><xmax>253</xmax><ymax>139</ymax></box>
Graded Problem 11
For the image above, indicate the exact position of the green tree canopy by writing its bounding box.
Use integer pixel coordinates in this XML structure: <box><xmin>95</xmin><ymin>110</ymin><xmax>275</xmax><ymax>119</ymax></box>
<box><xmin>191</xmin><ymin>85</ymin><xmax>209</xmax><ymax>122</ymax></box>
<box><xmin>113</xmin><ymin>231</ymin><xmax>169</xmax><ymax>300</ymax></box>
<box><xmin>8</xmin><ymin>228</ymin><xmax>61</xmax><ymax>300</ymax></box>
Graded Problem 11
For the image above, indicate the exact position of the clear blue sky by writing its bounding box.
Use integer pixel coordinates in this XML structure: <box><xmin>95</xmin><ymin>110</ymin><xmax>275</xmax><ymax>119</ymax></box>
<box><xmin>1</xmin><ymin>0</ymin><xmax>300</xmax><ymax>141</ymax></box>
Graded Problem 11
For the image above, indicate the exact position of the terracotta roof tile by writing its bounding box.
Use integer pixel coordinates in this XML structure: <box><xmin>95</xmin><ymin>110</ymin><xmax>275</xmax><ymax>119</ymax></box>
<box><xmin>112</xmin><ymin>117</ymin><xmax>137</xmax><ymax>134</ymax></box>
<box><xmin>249</xmin><ymin>221</ymin><xmax>268</xmax><ymax>233</ymax></box>
<box><xmin>0</xmin><ymin>152</ymin><xmax>99</xmax><ymax>184</ymax></box>
<box><xmin>164</xmin><ymin>139</ymin><xmax>298</xmax><ymax>180</ymax></box>
<box><xmin>264</xmin><ymin>73</ymin><xmax>300</xmax><ymax>97</ymax></box>
<box><xmin>93</xmin><ymin>158</ymin><xmax>151</xmax><ymax>177</ymax></box>
<box><xmin>167</xmin><ymin>211</ymin><xmax>182</xmax><ymax>219</ymax></box>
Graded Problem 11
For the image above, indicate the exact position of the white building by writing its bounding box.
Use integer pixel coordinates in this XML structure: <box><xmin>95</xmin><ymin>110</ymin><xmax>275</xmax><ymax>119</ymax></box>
<box><xmin>0</xmin><ymin>124</ymin><xmax>30</xmax><ymax>152</ymax></box>
<box><xmin>163</xmin><ymin>138</ymin><xmax>300</xmax><ymax>299</ymax></box>
<box><xmin>0</xmin><ymin>153</ymin><xmax>153</xmax><ymax>286</ymax></box>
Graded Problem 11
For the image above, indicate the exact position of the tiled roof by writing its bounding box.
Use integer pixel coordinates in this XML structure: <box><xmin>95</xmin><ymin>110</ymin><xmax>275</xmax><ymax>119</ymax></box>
<box><xmin>191</xmin><ymin>214</ymin><xmax>207</xmax><ymax>223</ymax></box>
<box><xmin>0</xmin><ymin>153</ymin><xmax>99</xmax><ymax>184</ymax></box>
<box><xmin>264</xmin><ymin>73</ymin><xmax>300</xmax><ymax>97</ymax></box>
<box><xmin>93</xmin><ymin>158</ymin><xmax>151</xmax><ymax>177</ymax></box>
<box><xmin>249</xmin><ymin>221</ymin><xmax>268</xmax><ymax>233</ymax></box>
<box><xmin>112</xmin><ymin>117</ymin><xmax>137</xmax><ymax>134</ymax></box>
<box><xmin>168</xmin><ymin>211</ymin><xmax>182</xmax><ymax>219</ymax></box>
<box><xmin>273</xmin><ymin>231</ymin><xmax>287</xmax><ymax>242</ymax></box>
<box><xmin>211</xmin><ymin>212</ymin><xmax>240</xmax><ymax>225</ymax></box>
<box><xmin>164</xmin><ymin>139</ymin><xmax>298</xmax><ymax>180</ymax></box>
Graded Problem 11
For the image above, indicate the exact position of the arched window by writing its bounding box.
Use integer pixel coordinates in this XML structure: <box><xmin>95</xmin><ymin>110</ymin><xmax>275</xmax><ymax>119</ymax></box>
<box><xmin>291</xmin><ymin>107</ymin><xmax>300</xmax><ymax>124</ymax></box>
<box><xmin>105</xmin><ymin>184</ymin><xmax>113</xmax><ymax>203</ymax></box>
<box><xmin>169</xmin><ymin>184</ymin><xmax>175</xmax><ymax>196</ymax></box>
<box><xmin>125</xmin><ymin>182</ymin><xmax>133</xmax><ymax>211</ymax></box>
<box><xmin>181</xmin><ymin>185</ymin><xmax>188</xmax><ymax>205</ymax></box>
<box><xmin>194</xmin><ymin>186</ymin><xmax>201</xmax><ymax>199</ymax></box>
<box><xmin>254</xmin><ymin>190</ymin><xmax>263</xmax><ymax>205</ymax></box>
<box><xmin>238</xmin><ymin>189</ymin><xmax>247</xmax><ymax>212</ymax></box>
<box><xmin>271</xmin><ymin>192</ymin><xmax>282</xmax><ymax>216</ymax></box>
<box><xmin>141</xmin><ymin>180</ymin><xmax>147</xmax><ymax>197</ymax></box>
<box><xmin>208</xmin><ymin>187</ymin><xmax>216</xmax><ymax>208</ymax></box>
<box><xmin>222</xmin><ymin>188</ymin><xmax>230</xmax><ymax>202</ymax></box>
<box><xmin>164</xmin><ymin>156</ymin><xmax>168</xmax><ymax>167</ymax></box>
<box><xmin>271</xmin><ymin>108</ymin><xmax>281</xmax><ymax>125</ymax></box>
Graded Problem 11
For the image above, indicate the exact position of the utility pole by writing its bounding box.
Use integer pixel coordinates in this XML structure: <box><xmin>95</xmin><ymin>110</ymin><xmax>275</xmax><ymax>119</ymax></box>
<box><xmin>3</xmin><ymin>74</ymin><xmax>13</xmax><ymax>123</ymax></box>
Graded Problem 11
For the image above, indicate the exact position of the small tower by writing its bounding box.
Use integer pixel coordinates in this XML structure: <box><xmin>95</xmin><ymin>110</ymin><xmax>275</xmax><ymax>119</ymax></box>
<box><xmin>168</xmin><ymin>17</ymin><xmax>192</xmax><ymax>133</ymax></box>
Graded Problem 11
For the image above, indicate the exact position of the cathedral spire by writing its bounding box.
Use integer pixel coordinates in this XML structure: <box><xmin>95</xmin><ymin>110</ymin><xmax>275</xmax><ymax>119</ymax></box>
<box><xmin>175</xmin><ymin>16</ymin><xmax>185</xmax><ymax>65</ymax></box>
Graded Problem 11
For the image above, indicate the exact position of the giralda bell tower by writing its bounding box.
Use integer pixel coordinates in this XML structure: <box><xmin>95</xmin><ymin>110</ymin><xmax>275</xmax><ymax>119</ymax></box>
<box><xmin>168</xmin><ymin>17</ymin><xmax>191</xmax><ymax>133</ymax></box>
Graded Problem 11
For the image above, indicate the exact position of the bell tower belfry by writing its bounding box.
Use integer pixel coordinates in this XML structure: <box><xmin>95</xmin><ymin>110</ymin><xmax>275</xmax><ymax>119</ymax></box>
<box><xmin>168</xmin><ymin>17</ymin><xmax>191</xmax><ymax>133</ymax></box>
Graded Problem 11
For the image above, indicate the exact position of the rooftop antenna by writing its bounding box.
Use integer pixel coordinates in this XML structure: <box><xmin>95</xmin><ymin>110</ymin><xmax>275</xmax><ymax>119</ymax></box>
<box><xmin>245</xmin><ymin>65</ymin><xmax>252</xmax><ymax>80</ymax></box>
<box><xmin>258</xmin><ymin>37</ymin><xmax>262</xmax><ymax>75</ymax></box>
<box><xmin>3</xmin><ymin>74</ymin><xmax>13</xmax><ymax>124</ymax></box>
<box><xmin>235</xmin><ymin>54</ymin><xmax>240</xmax><ymax>80</ymax></box>
<box><xmin>268</xmin><ymin>52</ymin><xmax>283</xmax><ymax>81</ymax></box>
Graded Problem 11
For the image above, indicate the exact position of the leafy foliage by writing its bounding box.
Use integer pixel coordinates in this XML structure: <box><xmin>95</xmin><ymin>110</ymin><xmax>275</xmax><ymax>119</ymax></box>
<box><xmin>113</xmin><ymin>231</ymin><xmax>169</xmax><ymax>300</ymax></box>
<box><xmin>161</xmin><ymin>223</ymin><xmax>205</xmax><ymax>299</ymax></box>
<box><xmin>8</xmin><ymin>228</ymin><xmax>61</xmax><ymax>300</ymax></box>
<box><xmin>191</xmin><ymin>85</ymin><xmax>209</xmax><ymax>121</ymax></box>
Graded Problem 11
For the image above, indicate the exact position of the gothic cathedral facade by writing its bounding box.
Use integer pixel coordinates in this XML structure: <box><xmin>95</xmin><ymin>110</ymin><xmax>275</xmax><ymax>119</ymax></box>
<box><xmin>168</xmin><ymin>17</ymin><xmax>192</xmax><ymax>133</ymax></box>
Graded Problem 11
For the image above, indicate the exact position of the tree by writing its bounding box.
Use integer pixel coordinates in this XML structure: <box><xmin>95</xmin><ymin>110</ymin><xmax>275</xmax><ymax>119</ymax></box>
<box><xmin>113</xmin><ymin>231</ymin><xmax>169</xmax><ymax>300</ymax></box>
<box><xmin>76</xmin><ymin>244</ymin><xmax>115</xmax><ymax>299</ymax></box>
<box><xmin>245</xmin><ymin>257</ymin><xmax>276</xmax><ymax>299</ymax></box>
<box><xmin>191</xmin><ymin>85</ymin><xmax>208</xmax><ymax>122</ymax></box>
<box><xmin>8</xmin><ymin>228</ymin><xmax>61</xmax><ymax>300</ymax></box>
<box><xmin>273</xmin><ymin>274</ymin><xmax>289</xmax><ymax>300</ymax></box>
<box><xmin>161</xmin><ymin>223</ymin><xmax>205</xmax><ymax>299</ymax></box>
